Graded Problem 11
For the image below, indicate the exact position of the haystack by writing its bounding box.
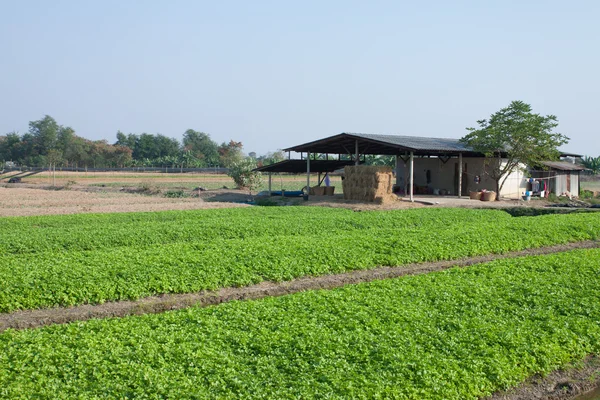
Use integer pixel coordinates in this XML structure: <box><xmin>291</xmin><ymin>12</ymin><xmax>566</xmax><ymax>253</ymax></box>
<box><xmin>342</xmin><ymin>165</ymin><xmax>396</xmax><ymax>203</ymax></box>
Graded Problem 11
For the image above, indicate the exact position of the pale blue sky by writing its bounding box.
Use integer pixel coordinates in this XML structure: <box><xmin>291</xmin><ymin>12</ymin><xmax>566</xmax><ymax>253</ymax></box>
<box><xmin>1</xmin><ymin>0</ymin><xmax>598</xmax><ymax>156</ymax></box>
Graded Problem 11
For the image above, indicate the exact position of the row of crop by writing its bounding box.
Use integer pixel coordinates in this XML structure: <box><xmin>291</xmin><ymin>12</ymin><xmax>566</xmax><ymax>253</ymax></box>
<box><xmin>1</xmin><ymin>210</ymin><xmax>599</xmax><ymax>312</ymax></box>
<box><xmin>1</xmin><ymin>249</ymin><xmax>599</xmax><ymax>399</ymax></box>
<box><xmin>0</xmin><ymin>207</ymin><xmax>516</xmax><ymax>255</ymax></box>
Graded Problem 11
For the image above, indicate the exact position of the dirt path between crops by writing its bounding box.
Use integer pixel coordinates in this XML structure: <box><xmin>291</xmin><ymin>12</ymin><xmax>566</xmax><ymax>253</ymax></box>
<box><xmin>488</xmin><ymin>355</ymin><xmax>600</xmax><ymax>400</ymax></box>
<box><xmin>1</xmin><ymin>240</ymin><xmax>599</xmax><ymax>332</ymax></box>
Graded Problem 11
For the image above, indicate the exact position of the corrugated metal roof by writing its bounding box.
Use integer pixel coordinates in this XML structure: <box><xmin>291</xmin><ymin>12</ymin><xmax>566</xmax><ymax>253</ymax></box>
<box><xmin>253</xmin><ymin>160</ymin><xmax>354</xmax><ymax>173</ymax></box>
<box><xmin>284</xmin><ymin>132</ymin><xmax>579</xmax><ymax>158</ymax></box>
<box><xmin>284</xmin><ymin>132</ymin><xmax>480</xmax><ymax>156</ymax></box>
<box><xmin>343</xmin><ymin>133</ymin><xmax>472</xmax><ymax>152</ymax></box>
<box><xmin>539</xmin><ymin>161</ymin><xmax>586</xmax><ymax>171</ymax></box>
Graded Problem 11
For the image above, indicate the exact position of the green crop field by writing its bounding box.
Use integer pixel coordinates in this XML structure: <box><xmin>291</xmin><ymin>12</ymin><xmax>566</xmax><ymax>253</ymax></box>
<box><xmin>2</xmin><ymin>249</ymin><xmax>599</xmax><ymax>399</ymax></box>
<box><xmin>0</xmin><ymin>208</ymin><xmax>599</xmax><ymax>312</ymax></box>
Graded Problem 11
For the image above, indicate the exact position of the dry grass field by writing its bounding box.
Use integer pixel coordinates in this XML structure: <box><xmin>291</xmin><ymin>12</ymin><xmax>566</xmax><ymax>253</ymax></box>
<box><xmin>582</xmin><ymin>179</ymin><xmax>600</xmax><ymax>192</ymax></box>
<box><xmin>0</xmin><ymin>187</ymin><xmax>249</xmax><ymax>217</ymax></box>
<box><xmin>0</xmin><ymin>170</ymin><xmax>559</xmax><ymax>217</ymax></box>
<box><xmin>10</xmin><ymin>170</ymin><xmax>343</xmax><ymax>193</ymax></box>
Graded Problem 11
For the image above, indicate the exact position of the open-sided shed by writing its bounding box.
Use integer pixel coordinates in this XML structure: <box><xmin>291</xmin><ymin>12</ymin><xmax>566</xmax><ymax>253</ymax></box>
<box><xmin>253</xmin><ymin>159</ymin><xmax>354</xmax><ymax>195</ymax></box>
<box><xmin>282</xmin><ymin>133</ymin><xmax>485</xmax><ymax>201</ymax></box>
<box><xmin>273</xmin><ymin>132</ymin><xmax>579</xmax><ymax>201</ymax></box>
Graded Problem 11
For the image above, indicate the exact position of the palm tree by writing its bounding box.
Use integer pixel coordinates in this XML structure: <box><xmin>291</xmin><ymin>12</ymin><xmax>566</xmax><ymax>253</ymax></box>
<box><xmin>582</xmin><ymin>156</ymin><xmax>600</xmax><ymax>174</ymax></box>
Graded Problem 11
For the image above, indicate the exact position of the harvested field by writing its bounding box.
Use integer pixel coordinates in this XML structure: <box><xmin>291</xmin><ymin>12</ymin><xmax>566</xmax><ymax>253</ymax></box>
<box><xmin>10</xmin><ymin>170</ymin><xmax>343</xmax><ymax>193</ymax></box>
<box><xmin>0</xmin><ymin>187</ymin><xmax>248</xmax><ymax>216</ymax></box>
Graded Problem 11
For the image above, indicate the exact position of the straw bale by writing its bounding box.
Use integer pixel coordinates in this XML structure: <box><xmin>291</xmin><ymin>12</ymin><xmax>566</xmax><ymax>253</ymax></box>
<box><xmin>342</xmin><ymin>166</ymin><xmax>396</xmax><ymax>203</ymax></box>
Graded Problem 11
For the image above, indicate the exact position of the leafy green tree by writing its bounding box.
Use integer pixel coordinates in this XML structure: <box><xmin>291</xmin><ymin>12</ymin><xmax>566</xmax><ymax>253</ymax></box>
<box><xmin>581</xmin><ymin>156</ymin><xmax>600</xmax><ymax>174</ymax></box>
<box><xmin>364</xmin><ymin>155</ymin><xmax>395</xmax><ymax>167</ymax></box>
<box><xmin>183</xmin><ymin>129</ymin><xmax>219</xmax><ymax>166</ymax></box>
<box><xmin>113</xmin><ymin>146</ymin><xmax>133</xmax><ymax>168</ymax></box>
<box><xmin>115</xmin><ymin>131</ymin><xmax>136</xmax><ymax>149</ymax></box>
<box><xmin>258</xmin><ymin>150</ymin><xmax>285</xmax><ymax>166</ymax></box>
<box><xmin>29</xmin><ymin>115</ymin><xmax>60</xmax><ymax>156</ymax></box>
<box><xmin>227</xmin><ymin>158</ymin><xmax>263</xmax><ymax>193</ymax></box>
<box><xmin>0</xmin><ymin>132</ymin><xmax>21</xmax><ymax>163</ymax></box>
<box><xmin>218</xmin><ymin>140</ymin><xmax>244</xmax><ymax>168</ymax></box>
<box><xmin>180</xmin><ymin>150</ymin><xmax>197</xmax><ymax>170</ymax></box>
<box><xmin>460</xmin><ymin>101</ymin><xmax>569</xmax><ymax>198</ymax></box>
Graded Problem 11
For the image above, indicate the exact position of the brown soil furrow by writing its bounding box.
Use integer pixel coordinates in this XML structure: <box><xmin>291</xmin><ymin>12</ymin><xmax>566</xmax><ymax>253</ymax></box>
<box><xmin>488</xmin><ymin>355</ymin><xmax>600</xmax><ymax>400</ymax></box>
<box><xmin>1</xmin><ymin>240</ymin><xmax>599</xmax><ymax>332</ymax></box>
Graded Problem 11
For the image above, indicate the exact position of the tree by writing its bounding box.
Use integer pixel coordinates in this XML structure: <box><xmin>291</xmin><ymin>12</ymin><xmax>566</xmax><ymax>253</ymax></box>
<box><xmin>113</xmin><ymin>146</ymin><xmax>133</xmax><ymax>168</ymax></box>
<box><xmin>0</xmin><ymin>132</ymin><xmax>21</xmax><ymax>163</ymax></box>
<box><xmin>460</xmin><ymin>101</ymin><xmax>569</xmax><ymax>199</ymax></box>
<box><xmin>183</xmin><ymin>129</ymin><xmax>219</xmax><ymax>166</ymax></box>
<box><xmin>257</xmin><ymin>150</ymin><xmax>285</xmax><ymax>167</ymax></box>
<box><xmin>581</xmin><ymin>156</ymin><xmax>600</xmax><ymax>175</ymax></box>
<box><xmin>364</xmin><ymin>155</ymin><xmax>395</xmax><ymax>167</ymax></box>
<box><xmin>180</xmin><ymin>150</ymin><xmax>196</xmax><ymax>170</ymax></box>
<box><xmin>115</xmin><ymin>131</ymin><xmax>138</xmax><ymax>153</ymax></box>
<box><xmin>227</xmin><ymin>158</ymin><xmax>263</xmax><ymax>193</ymax></box>
<box><xmin>218</xmin><ymin>140</ymin><xmax>244</xmax><ymax>168</ymax></box>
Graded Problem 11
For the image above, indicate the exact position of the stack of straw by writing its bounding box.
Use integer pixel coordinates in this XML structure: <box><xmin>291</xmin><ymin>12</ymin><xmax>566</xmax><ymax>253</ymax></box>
<box><xmin>342</xmin><ymin>166</ymin><xmax>396</xmax><ymax>203</ymax></box>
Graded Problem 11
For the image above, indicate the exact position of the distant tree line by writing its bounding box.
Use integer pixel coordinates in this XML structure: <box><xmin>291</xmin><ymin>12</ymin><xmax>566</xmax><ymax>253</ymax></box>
<box><xmin>581</xmin><ymin>156</ymin><xmax>600</xmax><ymax>175</ymax></box>
<box><xmin>0</xmin><ymin>115</ymin><xmax>283</xmax><ymax>169</ymax></box>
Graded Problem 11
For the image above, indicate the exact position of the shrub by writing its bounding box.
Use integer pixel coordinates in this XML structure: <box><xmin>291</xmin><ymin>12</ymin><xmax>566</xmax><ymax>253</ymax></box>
<box><xmin>255</xmin><ymin>198</ymin><xmax>278</xmax><ymax>206</ymax></box>
<box><xmin>163</xmin><ymin>190</ymin><xmax>188</xmax><ymax>198</ymax></box>
<box><xmin>227</xmin><ymin>159</ymin><xmax>263</xmax><ymax>192</ymax></box>
<box><xmin>580</xmin><ymin>190</ymin><xmax>594</xmax><ymax>200</ymax></box>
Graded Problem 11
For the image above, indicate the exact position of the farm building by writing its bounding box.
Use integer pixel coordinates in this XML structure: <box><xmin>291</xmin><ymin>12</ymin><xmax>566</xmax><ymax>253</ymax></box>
<box><xmin>530</xmin><ymin>161</ymin><xmax>585</xmax><ymax>198</ymax></box>
<box><xmin>274</xmin><ymin>132</ymin><xmax>579</xmax><ymax>201</ymax></box>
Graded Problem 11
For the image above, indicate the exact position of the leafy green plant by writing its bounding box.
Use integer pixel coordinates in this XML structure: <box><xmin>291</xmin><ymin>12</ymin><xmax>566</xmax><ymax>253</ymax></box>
<box><xmin>163</xmin><ymin>189</ymin><xmax>189</xmax><ymax>198</ymax></box>
<box><xmin>254</xmin><ymin>197</ymin><xmax>279</xmax><ymax>206</ymax></box>
<box><xmin>138</xmin><ymin>181</ymin><xmax>159</xmax><ymax>194</ymax></box>
<box><xmin>0</xmin><ymin>208</ymin><xmax>598</xmax><ymax>312</ymax></box>
<box><xmin>1</xmin><ymin>249</ymin><xmax>600</xmax><ymax>399</ymax></box>
<box><xmin>227</xmin><ymin>159</ymin><xmax>263</xmax><ymax>192</ymax></box>
<box><xmin>581</xmin><ymin>155</ymin><xmax>600</xmax><ymax>174</ymax></box>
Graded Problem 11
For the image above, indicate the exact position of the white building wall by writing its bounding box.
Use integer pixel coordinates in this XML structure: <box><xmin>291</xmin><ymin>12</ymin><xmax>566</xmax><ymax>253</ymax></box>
<box><xmin>394</xmin><ymin>156</ymin><xmax>527</xmax><ymax>199</ymax></box>
<box><xmin>571</xmin><ymin>173</ymin><xmax>579</xmax><ymax>197</ymax></box>
<box><xmin>498</xmin><ymin>161</ymin><xmax>529</xmax><ymax>199</ymax></box>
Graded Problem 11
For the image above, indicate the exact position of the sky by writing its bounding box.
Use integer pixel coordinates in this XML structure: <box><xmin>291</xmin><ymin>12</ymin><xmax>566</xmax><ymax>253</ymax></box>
<box><xmin>1</xmin><ymin>0</ymin><xmax>599</xmax><ymax>156</ymax></box>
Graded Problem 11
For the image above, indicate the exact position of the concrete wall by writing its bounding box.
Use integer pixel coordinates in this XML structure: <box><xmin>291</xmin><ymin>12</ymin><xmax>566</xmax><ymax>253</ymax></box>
<box><xmin>395</xmin><ymin>156</ymin><xmax>528</xmax><ymax>199</ymax></box>
<box><xmin>499</xmin><ymin>160</ymin><xmax>529</xmax><ymax>199</ymax></box>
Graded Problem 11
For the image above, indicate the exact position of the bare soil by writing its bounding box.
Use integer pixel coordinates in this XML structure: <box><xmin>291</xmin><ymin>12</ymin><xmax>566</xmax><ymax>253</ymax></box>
<box><xmin>489</xmin><ymin>356</ymin><xmax>600</xmax><ymax>400</ymax></box>
<box><xmin>0</xmin><ymin>186</ymin><xmax>249</xmax><ymax>216</ymax></box>
<box><xmin>1</xmin><ymin>240</ymin><xmax>597</xmax><ymax>332</ymax></box>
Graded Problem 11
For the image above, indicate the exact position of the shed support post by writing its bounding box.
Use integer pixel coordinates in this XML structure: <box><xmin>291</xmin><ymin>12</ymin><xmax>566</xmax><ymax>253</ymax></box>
<box><xmin>409</xmin><ymin>151</ymin><xmax>414</xmax><ymax>202</ymax></box>
<box><xmin>395</xmin><ymin>155</ymin><xmax>401</xmax><ymax>187</ymax></box>
<box><xmin>268</xmin><ymin>172</ymin><xmax>272</xmax><ymax>196</ymax></box>
<box><xmin>458</xmin><ymin>152</ymin><xmax>463</xmax><ymax>198</ymax></box>
<box><xmin>355</xmin><ymin>140</ymin><xmax>359</xmax><ymax>166</ymax></box>
<box><xmin>306</xmin><ymin>151</ymin><xmax>311</xmax><ymax>198</ymax></box>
